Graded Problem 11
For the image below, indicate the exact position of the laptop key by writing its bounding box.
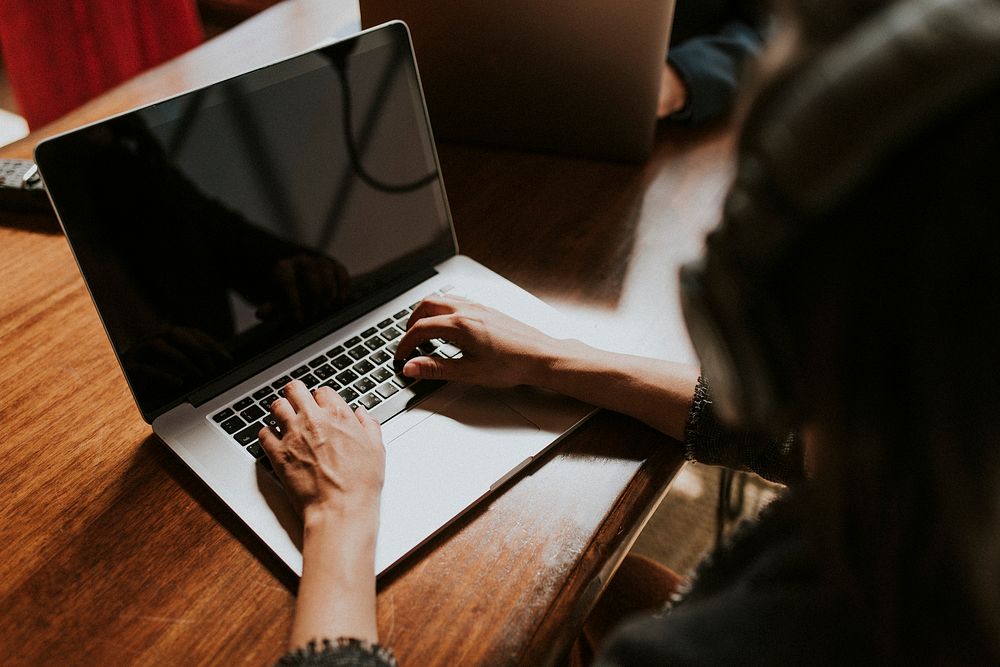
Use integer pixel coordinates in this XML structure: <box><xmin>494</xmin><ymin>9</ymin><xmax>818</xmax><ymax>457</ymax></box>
<box><xmin>375</xmin><ymin>382</ymin><xmax>398</xmax><ymax>399</ymax></box>
<box><xmin>353</xmin><ymin>377</ymin><xmax>376</xmax><ymax>393</ymax></box>
<box><xmin>240</xmin><ymin>405</ymin><xmax>265</xmax><ymax>422</ymax></box>
<box><xmin>382</xmin><ymin>327</ymin><xmax>401</xmax><ymax>341</ymax></box>
<box><xmin>339</xmin><ymin>387</ymin><xmax>359</xmax><ymax>403</ymax></box>
<box><xmin>392</xmin><ymin>372</ymin><xmax>416</xmax><ymax>388</ymax></box>
<box><xmin>417</xmin><ymin>340</ymin><xmax>440</xmax><ymax>355</ymax></box>
<box><xmin>251</xmin><ymin>387</ymin><xmax>273</xmax><ymax>400</ymax></box>
<box><xmin>259</xmin><ymin>395</ymin><xmax>278</xmax><ymax>412</ymax></box>
<box><xmin>359</xmin><ymin>393</ymin><xmax>381</xmax><ymax>410</ymax></box>
<box><xmin>319</xmin><ymin>379</ymin><xmax>341</xmax><ymax>391</ymax></box>
<box><xmin>349</xmin><ymin>402</ymin><xmax>359</xmax><ymax>411</ymax></box>
<box><xmin>271</xmin><ymin>375</ymin><xmax>292</xmax><ymax>389</ymax></box>
<box><xmin>263</xmin><ymin>414</ymin><xmax>279</xmax><ymax>428</ymax></box>
<box><xmin>393</xmin><ymin>310</ymin><xmax>409</xmax><ymax>320</ymax></box>
<box><xmin>246</xmin><ymin>441</ymin><xmax>265</xmax><ymax>459</ymax></box>
<box><xmin>308</xmin><ymin>354</ymin><xmax>327</xmax><ymax>368</ymax></box>
<box><xmin>361</xmin><ymin>327</ymin><xmax>378</xmax><ymax>338</ymax></box>
<box><xmin>212</xmin><ymin>408</ymin><xmax>234</xmax><ymax>423</ymax></box>
<box><xmin>233</xmin><ymin>396</ymin><xmax>254</xmax><ymax>411</ymax></box>
<box><xmin>326</xmin><ymin>345</ymin><xmax>345</xmax><ymax>356</ymax></box>
<box><xmin>291</xmin><ymin>365</ymin><xmax>310</xmax><ymax>378</ymax></box>
<box><xmin>313</xmin><ymin>364</ymin><xmax>335</xmax><ymax>380</ymax></box>
<box><xmin>371</xmin><ymin>350</ymin><xmax>392</xmax><ymax>365</ymax></box>
<box><xmin>372</xmin><ymin>367</ymin><xmax>393</xmax><ymax>383</ymax></box>
<box><xmin>301</xmin><ymin>373</ymin><xmax>319</xmax><ymax>388</ymax></box>
<box><xmin>220</xmin><ymin>415</ymin><xmax>246</xmax><ymax>434</ymax></box>
<box><xmin>378</xmin><ymin>318</ymin><xmax>394</xmax><ymax>329</ymax></box>
<box><xmin>437</xmin><ymin>342</ymin><xmax>462</xmax><ymax>358</ymax></box>
<box><xmin>344</xmin><ymin>336</ymin><xmax>362</xmax><ymax>347</ymax></box>
<box><xmin>335</xmin><ymin>369</ymin><xmax>358</xmax><ymax>385</ymax></box>
<box><xmin>365</xmin><ymin>336</ymin><xmax>386</xmax><ymax>351</ymax></box>
<box><xmin>348</xmin><ymin>345</ymin><xmax>368</xmax><ymax>361</ymax></box>
<box><xmin>331</xmin><ymin>354</ymin><xmax>353</xmax><ymax>370</ymax></box>
<box><xmin>234</xmin><ymin>421</ymin><xmax>263</xmax><ymax>446</ymax></box>
<box><xmin>353</xmin><ymin>359</ymin><xmax>375</xmax><ymax>375</ymax></box>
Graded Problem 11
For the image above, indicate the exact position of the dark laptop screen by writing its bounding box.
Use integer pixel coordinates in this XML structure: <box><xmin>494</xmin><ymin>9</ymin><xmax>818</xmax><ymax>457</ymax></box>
<box><xmin>36</xmin><ymin>24</ymin><xmax>454</xmax><ymax>419</ymax></box>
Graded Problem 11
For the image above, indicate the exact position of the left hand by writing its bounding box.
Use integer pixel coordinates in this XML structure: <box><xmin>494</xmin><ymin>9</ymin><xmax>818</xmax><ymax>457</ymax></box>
<box><xmin>258</xmin><ymin>380</ymin><xmax>385</xmax><ymax>523</ymax></box>
<box><xmin>658</xmin><ymin>63</ymin><xmax>689</xmax><ymax>118</ymax></box>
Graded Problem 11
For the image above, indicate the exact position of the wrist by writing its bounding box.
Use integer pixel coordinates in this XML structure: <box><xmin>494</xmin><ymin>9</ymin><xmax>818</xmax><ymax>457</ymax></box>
<box><xmin>303</xmin><ymin>501</ymin><xmax>379</xmax><ymax>548</ymax></box>
<box><xmin>533</xmin><ymin>338</ymin><xmax>593</xmax><ymax>392</ymax></box>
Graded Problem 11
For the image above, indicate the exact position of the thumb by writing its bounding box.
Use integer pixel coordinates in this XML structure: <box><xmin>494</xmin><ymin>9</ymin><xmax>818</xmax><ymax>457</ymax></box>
<box><xmin>403</xmin><ymin>356</ymin><xmax>465</xmax><ymax>382</ymax></box>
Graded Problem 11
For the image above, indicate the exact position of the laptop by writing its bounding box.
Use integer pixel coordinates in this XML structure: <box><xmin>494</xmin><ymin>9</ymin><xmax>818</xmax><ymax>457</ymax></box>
<box><xmin>34</xmin><ymin>22</ymin><xmax>592</xmax><ymax>576</ymax></box>
<box><xmin>360</xmin><ymin>0</ymin><xmax>676</xmax><ymax>162</ymax></box>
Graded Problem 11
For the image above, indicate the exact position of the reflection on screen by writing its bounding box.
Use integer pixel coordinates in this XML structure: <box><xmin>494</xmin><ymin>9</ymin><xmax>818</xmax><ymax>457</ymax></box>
<box><xmin>38</xmin><ymin>26</ymin><xmax>453</xmax><ymax>417</ymax></box>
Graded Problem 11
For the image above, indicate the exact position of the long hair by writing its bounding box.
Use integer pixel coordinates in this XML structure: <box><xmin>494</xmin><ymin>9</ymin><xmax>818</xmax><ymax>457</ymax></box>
<box><xmin>748</xmin><ymin>4</ymin><xmax>1000</xmax><ymax>659</ymax></box>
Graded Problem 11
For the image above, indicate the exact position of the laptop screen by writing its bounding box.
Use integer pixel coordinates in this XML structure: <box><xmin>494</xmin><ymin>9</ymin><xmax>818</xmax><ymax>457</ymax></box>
<box><xmin>36</xmin><ymin>24</ymin><xmax>454</xmax><ymax>419</ymax></box>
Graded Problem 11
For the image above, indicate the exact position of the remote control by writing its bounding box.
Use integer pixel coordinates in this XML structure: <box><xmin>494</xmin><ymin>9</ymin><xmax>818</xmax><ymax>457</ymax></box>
<box><xmin>0</xmin><ymin>158</ymin><xmax>51</xmax><ymax>212</ymax></box>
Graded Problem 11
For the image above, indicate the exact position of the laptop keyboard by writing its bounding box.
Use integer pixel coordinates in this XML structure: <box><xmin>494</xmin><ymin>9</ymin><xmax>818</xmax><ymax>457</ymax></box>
<box><xmin>209</xmin><ymin>292</ymin><xmax>461</xmax><ymax>461</ymax></box>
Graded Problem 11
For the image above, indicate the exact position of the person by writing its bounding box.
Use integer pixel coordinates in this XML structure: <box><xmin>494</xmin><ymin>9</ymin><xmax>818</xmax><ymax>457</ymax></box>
<box><xmin>263</xmin><ymin>0</ymin><xmax>1000</xmax><ymax>663</ymax></box>
<box><xmin>657</xmin><ymin>1</ymin><xmax>766</xmax><ymax>123</ymax></box>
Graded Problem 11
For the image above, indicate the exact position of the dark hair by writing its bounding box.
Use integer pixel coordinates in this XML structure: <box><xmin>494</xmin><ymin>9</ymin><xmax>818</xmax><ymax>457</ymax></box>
<box><xmin>752</xmin><ymin>3</ymin><xmax>1000</xmax><ymax>660</ymax></box>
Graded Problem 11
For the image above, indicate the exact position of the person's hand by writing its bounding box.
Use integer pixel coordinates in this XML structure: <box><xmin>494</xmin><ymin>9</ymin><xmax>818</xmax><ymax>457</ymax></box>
<box><xmin>124</xmin><ymin>325</ymin><xmax>232</xmax><ymax>393</ymax></box>
<box><xmin>393</xmin><ymin>294</ymin><xmax>562</xmax><ymax>388</ymax></box>
<box><xmin>257</xmin><ymin>254</ymin><xmax>351</xmax><ymax>324</ymax></box>
<box><xmin>258</xmin><ymin>380</ymin><xmax>385</xmax><ymax>523</ymax></box>
<box><xmin>657</xmin><ymin>62</ymin><xmax>689</xmax><ymax>118</ymax></box>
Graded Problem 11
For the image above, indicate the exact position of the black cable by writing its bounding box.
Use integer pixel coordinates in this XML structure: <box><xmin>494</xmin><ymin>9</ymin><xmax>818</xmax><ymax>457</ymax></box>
<box><xmin>333</xmin><ymin>53</ymin><xmax>438</xmax><ymax>194</ymax></box>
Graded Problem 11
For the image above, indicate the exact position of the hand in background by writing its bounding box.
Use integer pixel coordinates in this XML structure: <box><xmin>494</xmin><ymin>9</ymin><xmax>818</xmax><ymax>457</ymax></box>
<box><xmin>125</xmin><ymin>325</ymin><xmax>232</xmax><ymax>393</ymax></box>
<box><xmin>393</xmin><ymin>294</ymin><xmax>562</xmax><ymax>387</ymax></box>
<box><xmin>658</xmin><ymin>62</ymin><xmax>689</xmax><ymax>118</ymax></box>
<box><xmin>257</xmin><ymin>254</ymin><xmax>351</xmax><ymax>324</ymax></box>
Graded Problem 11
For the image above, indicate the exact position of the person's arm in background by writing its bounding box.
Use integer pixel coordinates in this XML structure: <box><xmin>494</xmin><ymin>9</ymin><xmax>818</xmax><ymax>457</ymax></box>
<box><xmin>660</xmin><ymin>0</ymin><xmax>765</xmax><ymax>123</ymax></box>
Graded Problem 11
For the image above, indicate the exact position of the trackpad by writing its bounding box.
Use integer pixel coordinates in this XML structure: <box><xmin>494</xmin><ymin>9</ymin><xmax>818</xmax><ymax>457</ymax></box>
<box><xmin>375</xmin><ymin>387</ymin><xmax>546</xmax><ymax>570</ymax></box>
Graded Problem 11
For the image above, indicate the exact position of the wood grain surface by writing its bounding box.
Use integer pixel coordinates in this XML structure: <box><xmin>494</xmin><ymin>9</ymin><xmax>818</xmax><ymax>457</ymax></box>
<box><xmin>0</xmin><ymin>1</ymin><xmax>736</xmax><ymax>664</ymax></box>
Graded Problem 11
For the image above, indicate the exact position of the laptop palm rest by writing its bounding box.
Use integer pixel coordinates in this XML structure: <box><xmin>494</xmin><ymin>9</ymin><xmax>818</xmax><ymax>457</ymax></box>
<box><xmin>374</xmin><ymin>385</ymin><xmax>548</xmax><ymax>572</ymax></box>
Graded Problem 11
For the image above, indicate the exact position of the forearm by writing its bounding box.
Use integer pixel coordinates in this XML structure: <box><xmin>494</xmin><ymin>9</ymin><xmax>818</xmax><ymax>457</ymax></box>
<box><xmin>290</xmin><ymin>507</ymin><xmax>379</xmax><ymax>650</ymax></box>
<box><xmin>536</xmin><ymin>339</ymin><xmax>700</xmax><ymax>441</ymax></box>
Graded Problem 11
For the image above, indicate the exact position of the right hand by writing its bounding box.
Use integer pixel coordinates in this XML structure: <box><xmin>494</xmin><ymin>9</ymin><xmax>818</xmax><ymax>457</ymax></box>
<box><xmin>393</xmin><ymin>295</ymin><xmax>561</xmax><ymax>387</ymax></box>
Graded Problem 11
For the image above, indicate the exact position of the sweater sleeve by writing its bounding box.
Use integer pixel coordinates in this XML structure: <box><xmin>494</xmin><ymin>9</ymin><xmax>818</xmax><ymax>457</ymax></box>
<box><xmin>667</xmin><ymin>19</ymin><xmax>763</xmax><ymax>124</ymax></box>
<box><xmin>683</xmin><ymin>376</ymin><xmax>804</xmax><ymax>485</ymax></box>
<box><xmin>277</xmin><ymin>638</ymin><xmax>397</xmax><ymax>667</ymax></box>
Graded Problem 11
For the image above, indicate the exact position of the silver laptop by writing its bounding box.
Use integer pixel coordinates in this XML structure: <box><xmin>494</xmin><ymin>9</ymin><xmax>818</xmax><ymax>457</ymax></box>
<box><xmin>361</xmin><ymin>0</ymin><xmax>676</xmax><ymax>162</ymax></box>
<box><xmin>34</xmin><ymin>22</ymin><xmax>592</xmax><ymax>576</ymax></box>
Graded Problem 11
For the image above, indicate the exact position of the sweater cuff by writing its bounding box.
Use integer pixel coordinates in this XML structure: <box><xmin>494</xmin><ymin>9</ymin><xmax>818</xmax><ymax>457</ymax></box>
<box><xmin>277</xmin><ymin>638</ymin><xmax>397</xmax><ymax>667</ymax></box>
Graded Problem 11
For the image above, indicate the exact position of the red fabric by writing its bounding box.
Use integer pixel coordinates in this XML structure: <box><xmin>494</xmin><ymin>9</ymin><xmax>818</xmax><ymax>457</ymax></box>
<box><xmin>0</xmin><ymin>0</ymin><xmax>203</xmax><ymax>129</ymax></box>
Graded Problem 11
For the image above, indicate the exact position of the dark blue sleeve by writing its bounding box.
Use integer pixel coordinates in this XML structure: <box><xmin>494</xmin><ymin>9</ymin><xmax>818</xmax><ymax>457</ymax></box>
<box><xmin>667</xmin><ymin>20</ymin><xmax>763</xmax><ymax>124</ymax></box>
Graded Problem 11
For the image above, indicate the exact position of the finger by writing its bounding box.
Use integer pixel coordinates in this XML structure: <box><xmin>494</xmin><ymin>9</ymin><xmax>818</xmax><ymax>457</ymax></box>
<box><xmin>282</xmin><ymin>379</ymin><xmax>315</xmax><ymax>414</ymax></box>
<box><xmin>395</xmin><ymin>314</ymin><xmax>468</xmax><ymax>362</ymax></box>
<box><xmin>270</xmin><ymin>396</ymin><xmax>296</xmax><ymax>425</ymax></box>
<box><xmin>313</xmin><ymin>384</ymin><xmax>349</xmax><ymax>413</ymax></box>
<box><xmin>402</xmin><ymin>355</ymin><xmax>467</xmax><ymax>382</ymax></box>
<box><xmin>354</xmin><ymin>405</ymin><xmax>384</xmax><ymax>443</ymax></box>
<box><xmin>258</xmin><ymin>423</ymin><xmax>283</xmax><ymax>456</ymax></box>
<box><xmin>405</xmin><ymin>295</ymin><xmax>460</xmax><ymax>330</ymax></box>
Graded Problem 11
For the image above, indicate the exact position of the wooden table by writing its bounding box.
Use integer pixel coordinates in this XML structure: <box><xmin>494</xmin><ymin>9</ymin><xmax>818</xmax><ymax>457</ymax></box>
<box><xmin>0</xmin><ymin>1</ymin><xmax>735</xmax><ymax>664</ymax></box>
